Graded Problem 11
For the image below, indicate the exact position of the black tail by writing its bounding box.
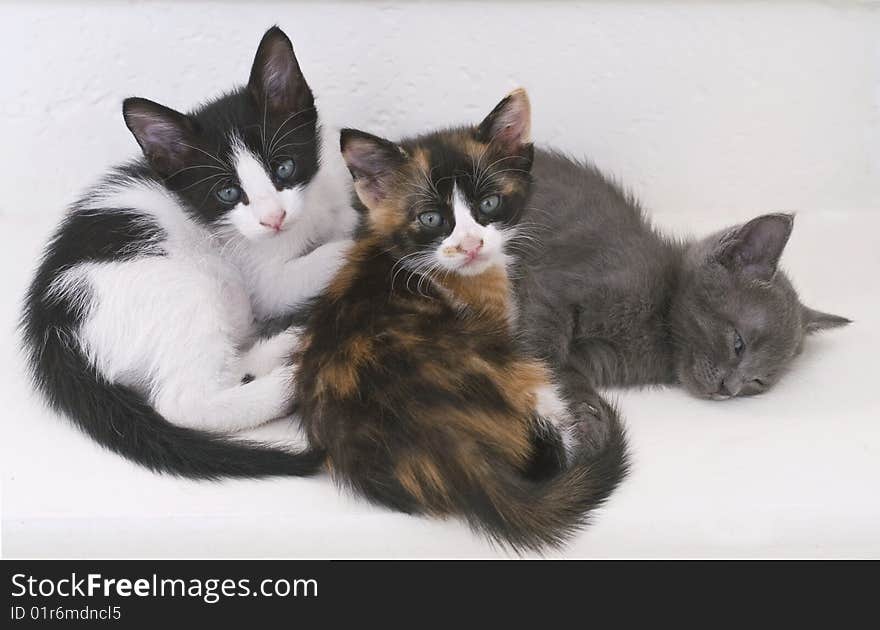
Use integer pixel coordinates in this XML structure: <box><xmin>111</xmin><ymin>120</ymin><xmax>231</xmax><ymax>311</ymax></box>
<box><xmin>21</xmin><ymin>313</ymin><xmax>323</xmax><ymax>480</ymax></box>
<box><xmin>456</xmin><ymin>400</ymin><xmax>629</xmax><ymax>552</ymax></box>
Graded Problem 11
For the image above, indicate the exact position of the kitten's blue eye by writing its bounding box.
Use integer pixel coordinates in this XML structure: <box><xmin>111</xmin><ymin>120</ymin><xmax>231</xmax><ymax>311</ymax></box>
<box><xmin>275</xmin><ymin>159</ymin><xmax>296</xmax><ymax>180</ymax></box>
<box><xmin>418</xmin><ymin>211</ymin><xmax>445</xmax><ymax>228</ymax></box>
<box><xmin>733</xmin><ymin>330</ymin><xmax>745</xmax><ymax>356</ymax></box>
<box><xmin>479</xmin><ymin>194</ymin><xmax>501</xmax><ymax>215</ymax></box>
<box><xmin>216</xmin><ymin>186</ymin><xmax>242</xmax><ymax>204</ymax></box>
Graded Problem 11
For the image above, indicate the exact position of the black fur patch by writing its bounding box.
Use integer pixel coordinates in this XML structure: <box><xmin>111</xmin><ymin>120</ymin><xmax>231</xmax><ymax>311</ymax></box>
<box><xmin>19</xmin><ymin>26</ymin><xmax>326</xmax><ymax>480</ymax></box>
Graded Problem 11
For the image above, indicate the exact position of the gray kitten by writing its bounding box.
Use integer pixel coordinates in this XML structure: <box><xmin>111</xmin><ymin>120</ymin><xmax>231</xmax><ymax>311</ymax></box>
<box><xmin>515</xmin><ymin>149</ymin><xmax>850</xmax><ymax>401</ymax></box>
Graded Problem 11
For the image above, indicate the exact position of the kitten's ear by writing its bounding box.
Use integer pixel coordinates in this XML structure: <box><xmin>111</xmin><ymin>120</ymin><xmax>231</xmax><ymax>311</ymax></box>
<box><xmin>340</xmin><ymin>129</ymin><xmax>408</xmax><ymax>208</ymax></box>
<box><xmin>801</xmin><ymin>305</ymin><xmax>852</xmax><ymax>334</ymax></box>
<box><xmin>123</xmin><ymin>97</ymin><xmax>198</xmax><ymax>176</ymax></box>
<box><xmin>715</xmin><ymin>213</ymin><xmax>794</xmax><ymax>282</ymax></box>
<box><xmin>476</xmin><ymin>88</ymin><xmax>532</xmax><ymax>154</ymax></box>
<box><xmin>248</xmin><ymin>26</ymin><xmax>314</xmax><ymax>114</ymax></box>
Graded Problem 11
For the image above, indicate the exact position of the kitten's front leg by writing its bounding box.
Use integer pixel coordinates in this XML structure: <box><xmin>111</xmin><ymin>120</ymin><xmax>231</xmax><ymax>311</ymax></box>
<box><xmin>155</xmin><ymin>364</ymin><xmax>297</xmax><ymax>433</ymax></box>
<box><xmin>253</xmin><ymin>239</ymin><xmax>354</xmax><ymax>319</ymax></box>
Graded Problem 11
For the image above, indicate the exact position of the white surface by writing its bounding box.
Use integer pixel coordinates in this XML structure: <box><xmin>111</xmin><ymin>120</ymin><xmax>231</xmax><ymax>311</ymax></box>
<box><xmin>3</xmin><ymin>209</ymin><xmax>876</xmax><ymax>559</ymax></box>
<box><xmin>1</xmin><ymin>2</ymin><xmax>879</xmax><ymax>558</ymax></box>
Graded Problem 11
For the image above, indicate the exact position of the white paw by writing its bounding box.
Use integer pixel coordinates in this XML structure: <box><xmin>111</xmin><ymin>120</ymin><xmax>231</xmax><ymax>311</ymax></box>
<box><xmin>268</xmin><ymin>364</ymin><xmax>297</xmax><ymax>389</ymax></box>
<box><xmin>280</xmin><ymin>326</ymin><xmax>304</xmax><ymax>346</ymax></box>
<box><xmin>239</xmin><ymin>328</ymin><xmax>300</xmax><ymax>378</ymax></box>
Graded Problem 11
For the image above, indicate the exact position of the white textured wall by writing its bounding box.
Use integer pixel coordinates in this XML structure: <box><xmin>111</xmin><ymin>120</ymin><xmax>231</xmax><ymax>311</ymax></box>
<box><xmin>0</xmin><ymin>1</ymin><xmax>878</xmax><ymax>220</ymax></box>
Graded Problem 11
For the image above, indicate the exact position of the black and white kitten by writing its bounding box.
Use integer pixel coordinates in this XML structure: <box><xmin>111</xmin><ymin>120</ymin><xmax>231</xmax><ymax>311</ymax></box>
<box><xmin>20</xmin><ymin>27</ymin><xmax>354</xmax><ymax>478</ymax></box>
<box><xmin>516</xmin><ymin>151</ymin><xmax>850</xmax><ymax>401</ymax></box>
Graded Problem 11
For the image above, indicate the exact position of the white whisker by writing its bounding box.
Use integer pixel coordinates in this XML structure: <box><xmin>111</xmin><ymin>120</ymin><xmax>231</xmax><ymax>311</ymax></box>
<box><xmin>267</xmin><ymin>106</ymin><xmax>316</xmax><ymax>156</ymax></box>
<box><xmin>268</xmin><ymin>119</ymin><xmax>316</xmax><ymax>159</ymax></box>
<box><xmin>178</xmin><ymin>143</ymin><xmax>229</xmax><ymax>169</ymax></box>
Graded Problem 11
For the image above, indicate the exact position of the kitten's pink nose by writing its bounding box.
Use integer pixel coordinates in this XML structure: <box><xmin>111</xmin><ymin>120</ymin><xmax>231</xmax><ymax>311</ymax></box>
<box><xmin>458</xmin><ymin>235</ymin><xmax>484</xmax><ymax>257</ymax></box>
<box><xmin>260</xmin><ymin>209</ymin><xmax>286</xmax><ymax>231</ymax></box>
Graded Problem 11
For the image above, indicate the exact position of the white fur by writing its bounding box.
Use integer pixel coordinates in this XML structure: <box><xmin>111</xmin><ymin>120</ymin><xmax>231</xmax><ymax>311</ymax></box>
<box><xmin>436</xmin><ymin>185</ymin><xmax>507</xmax><ymax>276</ymax></box>
<box><xmin>238</xmin><ymin>327</ymin><xmax>302</xmax><ymax>378</ymax></box>
<box><xmin>55</xmin><ymin>123</ymin><xmax>356</xmax><ymax>432</ymax></box>
<box><xmin>534</xmin><ymin>384</ymin><xmax>577</xmax><ymax>459</ymax></box>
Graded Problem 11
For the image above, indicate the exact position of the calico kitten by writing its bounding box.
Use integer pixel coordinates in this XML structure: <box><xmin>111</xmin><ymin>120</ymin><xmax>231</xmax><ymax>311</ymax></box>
<box><xmin>516</xmin><ymin>151</ymin><xmax>850</xmax><ymax>400</ymax></box>
<box><xmin>20</xmin><ymin>27</ymin><xmax>354</xmax><ymax>478</ymax></box>
<box><xmin>294</xmin><ymin>90</ymin><xmax>629</xmax><ymax>551</ymax></box>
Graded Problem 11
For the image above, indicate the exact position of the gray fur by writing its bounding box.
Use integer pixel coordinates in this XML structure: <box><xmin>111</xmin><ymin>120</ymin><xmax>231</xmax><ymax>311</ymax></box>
<box><xmin>515</xmin><ymin>149</ymin><xmax>850</xmax><ymax>400</ymax></box>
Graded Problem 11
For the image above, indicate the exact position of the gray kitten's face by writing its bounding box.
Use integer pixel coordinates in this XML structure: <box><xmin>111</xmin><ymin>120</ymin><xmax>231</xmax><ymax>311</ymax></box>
<box><xmin>671</xmin><ymin>214</ymin><xmax>849</xmax><ymax>400</ymax></box>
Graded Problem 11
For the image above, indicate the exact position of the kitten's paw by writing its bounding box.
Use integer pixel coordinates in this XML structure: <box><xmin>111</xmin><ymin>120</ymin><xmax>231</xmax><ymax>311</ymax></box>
<box><xmin>239</xmin><ymin>327</ymin><xmax>301</xmax><ymax>377</ymax></box>
<box><xmin>313</xmin><ymin>239</ymin><xmax>355</xmax><ymax>270</ymax></box>
<box><xmin>569</xmin><ymin>399</ymin><xmax>614</xmax><ymax>452</ymax></box>
<box><xmin>280</xmin><ymin>325</ymin><xmax>304</xmax><ymax>346</ymax></box>
<box><xmin>268</xmin><ymin>364</ymin><xmax>297</xmax><ymax>387</ymax></box>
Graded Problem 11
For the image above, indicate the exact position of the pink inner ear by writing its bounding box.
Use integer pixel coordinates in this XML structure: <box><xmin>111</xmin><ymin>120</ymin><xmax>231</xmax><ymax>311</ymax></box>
<box><xmin>496</xmin><ymin>99</ymin><xmax>531</xmax><ymax>146</ymax></box>
<box><xmin>341</xmin><ymin>139</ymin><xmax>378</xmax><ymax>179</ymax></box>
<box><xmin>249</xmin><ymin>30</ymin><xmax>311</xmax><ymax>113</ymax></box>
<box><xmin>353</xmin><ymin>177</ymin><xmax>385</xmax><ymax>209</ymax></box>
<box><xmin>343</xmin><ymin>137</ymin><xmax>404</xmax><ymax>180</ymax></box>
<box><xmin>262</xmin><ymin>43</ymin><xmax>296</xmax><ymax>101</ymax></box>
<box><xmin>135</xmin><ymin>115</ymin><xmax>186</xmax><ymax>148</ymax></box>
<box><xmin>480</xmin><ymin>90</ymin><xmax>532</xmax><ymax>152</ymax></box>
<box><xmin>126</xmin><ymin>110</ymin><xmax>191</xmax><ymax>166</ymax></box>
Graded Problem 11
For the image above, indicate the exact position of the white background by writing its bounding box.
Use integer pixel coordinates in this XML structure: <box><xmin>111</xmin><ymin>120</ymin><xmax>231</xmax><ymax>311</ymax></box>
<box><xmin>1</xmin><ymin>2</ymin><xmax>878</xmax><ymax>558</ymax></box>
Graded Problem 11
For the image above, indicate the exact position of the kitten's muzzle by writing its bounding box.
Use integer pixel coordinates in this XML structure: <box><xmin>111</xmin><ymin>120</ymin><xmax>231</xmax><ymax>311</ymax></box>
<box><xmin>714</xmin><ymin>375</ymin><xmax>767</xmax><ymax>399</ymax></box>
<box><xmin>260</xmin><ymin>209</ymin><xmax>287</xmax><ymax>232</ymax></box>
<box><xmin>717</xmin><ymin>376</ymin><xmax>742</xmax><ymax>398</ymax></box>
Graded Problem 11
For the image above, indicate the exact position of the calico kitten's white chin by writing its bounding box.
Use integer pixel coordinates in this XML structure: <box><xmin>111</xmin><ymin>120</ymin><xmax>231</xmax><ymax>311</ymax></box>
<box><xmin>437</xmin><ymin>249</ymin><xmax>507</xmax><ymax>276</ymax></box>
<box><xmin>449</xmin><ymin>254</ymin><xmax>495</xmax><ymax>276</ymax></box>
